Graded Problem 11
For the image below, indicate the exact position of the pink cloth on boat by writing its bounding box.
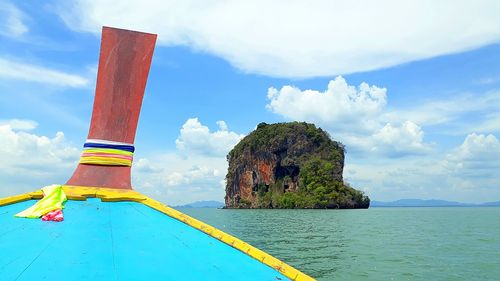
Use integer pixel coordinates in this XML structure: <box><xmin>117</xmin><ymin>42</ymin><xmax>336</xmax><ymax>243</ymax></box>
<box><xmin>41</xmin><ymin>209</ymin><xmax>64</xmax><ymax>222</ymax></box>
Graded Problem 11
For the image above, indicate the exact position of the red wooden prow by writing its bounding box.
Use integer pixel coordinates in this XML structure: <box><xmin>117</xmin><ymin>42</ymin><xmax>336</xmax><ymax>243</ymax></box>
<box><xmin>66</xmin><ymin>26</ymin><xmax>157</xmax><ymax>189</ymax></box>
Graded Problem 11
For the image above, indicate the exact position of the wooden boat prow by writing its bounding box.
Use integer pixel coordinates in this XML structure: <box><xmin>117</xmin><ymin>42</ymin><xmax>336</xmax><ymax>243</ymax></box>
<box><xmin>0</xmin><ymin>26</ymin><xmax>315</xmax><ymax>281</ymax></box>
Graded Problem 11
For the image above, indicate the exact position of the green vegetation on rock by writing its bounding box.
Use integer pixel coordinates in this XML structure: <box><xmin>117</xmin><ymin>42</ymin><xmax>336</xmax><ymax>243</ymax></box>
<box><xmin>225</xmin><ymin>122</ymin><xmax>370</xmax><ymax>209</ymax></box>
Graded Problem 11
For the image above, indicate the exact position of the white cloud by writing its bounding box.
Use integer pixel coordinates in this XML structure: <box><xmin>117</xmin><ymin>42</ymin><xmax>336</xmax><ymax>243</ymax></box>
<box><xmin>0</xmin><ymin>58</ymin><xmax>89</xmax><ymax>87</ymax></box>
<box><xmin>0</xmin><ymin>125</ymin><xmax>79</xmax><ymax>167</ymax></box>
<box><xmin>132</xmin><ymin>152</ymin><xmax>229</xmax><ymax>205</ymax></box>
<box><xmin>384</xmin><ymin>90</ymin><xmax>500</xmax><ymax>129</ymax></box>
<box><xmin>175</xmin><ymin>118</ymin><xmax>244</xmax><ymax>157</ymax></box>
<box><xmin>57</xmin><ymin>0</ymin><xmax>500</xmax><ymax>77</ymax></box>
<box><xmin>267</xmin><ymin>82</ymin><xmax>500</xmax><ymax>138</ymax></box>
<box><xmin>133</xmin><ymin>158</ymin><xmax>160</xmax><ymax>173</ymax></box>
<box><xmin>132</xmin><ymin>118</ymin><xmax>245</xmax><ymax>205</ymax></box>
<box><xmin>445</xmin><ymin>133</ymin><xmax>500</xmax><ymax>174</ymax></box>
<box><xmin>0</xmin><ymin>2</ymin><xmax>28</xmax><ymax>38</ymax></box>
<box><xmin>0</xmin><ymin>119</ymin><xmax>38</xmax><ymax>130</ymax></box>
<box><xmin>0</xmin><ymin>123</ymin><xmax>80</xmax><ymax>197</ymax></box>
<box><xmin>165</xmin><ymin>165</ymin><xmax>221</xmax><ymax>187</ymax></box>
<box><xmin>348</xmin><ymin>121</ymin><xmax>431</xmax><ymax>157</ymax></box>
<box><xmin>345</xmin><ymin>133</ymin><xmax>500</xmax><ymax>203</ymax></box>
<box><xmin>267</xmin><ymin>76</ymin><xmax>387</xmax><ymax>133</ymax></box>
<box><xmin>267</xmin><ymin>76</ymin><xmax>431</xmax><ymax>156</ymax></box>
<box><xmin>345</xmin><ymin>158</ymin><xmax>450</xmax><ymax>202</ymax></box>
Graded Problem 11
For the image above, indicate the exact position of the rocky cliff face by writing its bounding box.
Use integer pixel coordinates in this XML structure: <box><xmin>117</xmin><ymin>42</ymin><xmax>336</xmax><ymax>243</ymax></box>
<box><xmin>225</xmin><ymin>122</ymin><xmax>369</xmax><ymax>209</ymax></box>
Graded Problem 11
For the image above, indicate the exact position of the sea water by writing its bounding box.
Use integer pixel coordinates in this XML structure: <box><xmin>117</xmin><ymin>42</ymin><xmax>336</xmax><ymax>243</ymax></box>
<box><xmin>177</xmin><ymin>207</ymin><xmax>500</xmax><ymax>281</ymax></box>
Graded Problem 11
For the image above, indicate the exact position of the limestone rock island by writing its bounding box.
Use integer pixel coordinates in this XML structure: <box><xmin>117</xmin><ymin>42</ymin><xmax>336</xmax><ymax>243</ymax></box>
<box><xmin>225</xmin><ymin>122</ymin><xmax>370</xmax><ymax>209</ymax></box>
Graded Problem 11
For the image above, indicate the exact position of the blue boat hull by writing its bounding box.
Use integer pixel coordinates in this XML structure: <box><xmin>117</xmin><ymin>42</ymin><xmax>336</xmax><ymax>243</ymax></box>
<box><xmin>1</xmin><ymin>199</ymin><xmax>290</xmax><ymax>281</ymax></box>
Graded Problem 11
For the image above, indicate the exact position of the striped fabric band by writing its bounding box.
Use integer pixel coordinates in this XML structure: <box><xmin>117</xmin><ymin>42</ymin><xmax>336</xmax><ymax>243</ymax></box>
<box><xmin>79</xmin><ymin>139</ymin><xmax>134</xmax><ymax>166</ymax></box>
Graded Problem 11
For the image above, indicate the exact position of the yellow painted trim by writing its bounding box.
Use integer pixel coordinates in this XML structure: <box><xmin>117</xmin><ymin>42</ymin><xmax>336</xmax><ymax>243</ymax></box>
<box><xmin>62</xmin><ymin>185</ymin><xmax>147</xmax><ymax>202</ymax></box>
<box><xmin>0</xmin><ymin>190</ymin><xmax>43</xmax><ymax>206</ymax></box>
<box><xmin>0</xmin><ymin>193</ymin><xmax>32</xmax><ymax>206</ymax></box>
<box><xmin>0</xmin><ymin>187</ymin><xmax>315</xmax><ymax>281</ymax></box>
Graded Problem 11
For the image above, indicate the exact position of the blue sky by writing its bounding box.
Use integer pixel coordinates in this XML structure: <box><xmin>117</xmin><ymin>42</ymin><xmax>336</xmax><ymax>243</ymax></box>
<box><xmin>1</xmin><ymin>1</ymin><xmax>499</xmax><ymax>204</ymax></box>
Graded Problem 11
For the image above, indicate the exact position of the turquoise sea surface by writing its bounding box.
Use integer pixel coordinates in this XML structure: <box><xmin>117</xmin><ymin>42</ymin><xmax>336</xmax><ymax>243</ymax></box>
<box><xmin>177</xmin><ymin>207</ymin><xmax>500</xmax><ymax>281</ymax></box>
